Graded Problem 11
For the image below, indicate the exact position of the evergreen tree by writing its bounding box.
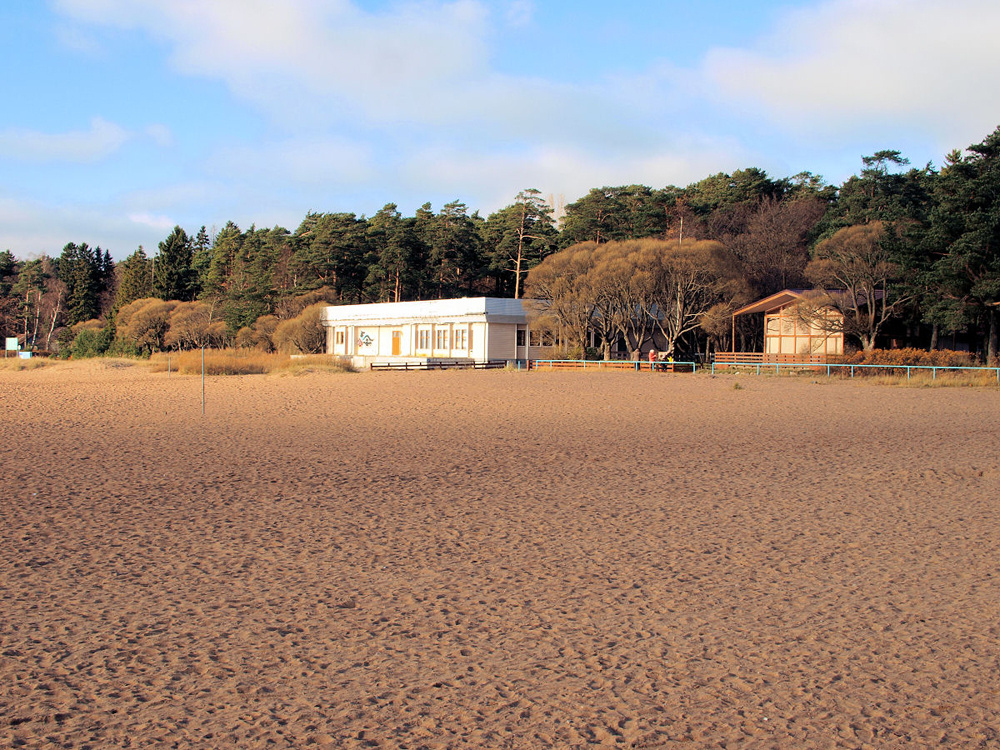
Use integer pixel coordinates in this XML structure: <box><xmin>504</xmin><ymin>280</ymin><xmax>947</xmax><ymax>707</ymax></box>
<box><xmin>365</xmin><ymin>203</ymin><xmax>421</xmax><ymax>302</ymax></box>
<box><xmin>201</xmin><ymin>221</ymin><xmax>242</xmax><ymax>299</ymax></box>
<box><xmin>684</xmin><ymin>169</ymin><xmax>787</xmax><ymax>215</ymax></box>
<box><xmin>926</xmin><ymin>129</ymin><xmax>1000</xmax><ymax>362</ymax></box>
<box><xmin>190</xmin><ymin>225</ymin><xmax>212</xmax><ymax>297</ymax></box>
<box><xmin>153</xmin><ymin>226</ymin><xmax>195</xmax><ymax>301</ymax></box>
<box><xmin>114</xmin><ymin>247</ymin><xmax>154</xmax><ymax>310</ymax></box>
<box><xmin>290</xmin><ymin>212</ymin><xmax>369</xmax><ymax>301</ymax></box>
<box><xmin>429</xmin><ymin>201</ymin><xmax>483</xmax><ymax>298</ymax></box>
<box><xmin>483</xmin><ymin>189</ymin><xmax>557</xmax><ymax>298</ymax></box>
<box><xmin>560</xmin><ymin>185</ymin><xmax>670</xmax><ymax>247</ymax></box>
<box><xmin>57</xmin><ymin>242</ymin><xmax>103</xmax><ymax>325</ymax></box>
<box><xmin>0</xmin><ymin>250</ymin><xmax>17</xmax><ymax>338</ymax></box>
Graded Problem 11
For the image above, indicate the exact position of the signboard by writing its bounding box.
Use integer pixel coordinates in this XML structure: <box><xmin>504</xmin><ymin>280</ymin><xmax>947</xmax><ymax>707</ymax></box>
<box><xmin>18</xmin><ymin>351</ymin><xmax>31</xmax><ymax>359</ymax></box>
<box><xmin>5</xmin><ymin>337</ymin><xmax>17</xmax><ymax>351</ymax></box>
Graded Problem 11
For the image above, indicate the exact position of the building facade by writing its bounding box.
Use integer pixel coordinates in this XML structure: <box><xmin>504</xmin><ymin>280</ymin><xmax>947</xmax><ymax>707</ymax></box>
<box><xmin>732</xmin><ymin>289</ymin><xmax>845</xmax><ymax>358</ymax></box>
<box><xmin>321</xmin><ymin>297</ymin><xmax>545</xmax><ymax>367</ymax></box>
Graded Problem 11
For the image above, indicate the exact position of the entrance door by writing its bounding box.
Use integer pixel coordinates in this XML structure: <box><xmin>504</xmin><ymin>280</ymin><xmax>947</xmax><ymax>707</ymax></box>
<box><xmin>391</xmin><ymin>330</ymin><xmax>402</xmax><ymax>356</ymax></box>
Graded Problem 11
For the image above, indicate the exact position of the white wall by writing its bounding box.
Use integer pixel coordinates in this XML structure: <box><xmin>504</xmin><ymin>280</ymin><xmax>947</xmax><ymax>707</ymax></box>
<box><xmin>488</xmin><ymin>324</ymin><xmax>517</xmax><ymax>361</ymax></box>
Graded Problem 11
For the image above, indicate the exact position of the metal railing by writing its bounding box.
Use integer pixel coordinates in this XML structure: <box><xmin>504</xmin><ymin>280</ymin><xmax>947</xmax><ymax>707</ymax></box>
<box><xmin>711</xmin><ymin>358</ymin><xmax>1000</xmax><ymax>383</ymax></box>
<box><xmin>527</xmin><ymin>359</ymin><xmax>697</xmax><ymax>373</ymax></box>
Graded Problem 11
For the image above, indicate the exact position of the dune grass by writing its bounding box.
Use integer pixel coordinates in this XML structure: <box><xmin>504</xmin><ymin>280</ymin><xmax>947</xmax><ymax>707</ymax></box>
<box><xmin>148</xmin><ymin>349</ymin><xmax>355</xmax><ymax>376</ymax></box>
<box><xmin>852</xmin><ymin>370</ymin><xmax>1000</xmax><ymax>388</ymax></box>
<box><xmin>0</xmin><ymin>355</ymin><xmax>51</xmax><ymax>371</ymax></box>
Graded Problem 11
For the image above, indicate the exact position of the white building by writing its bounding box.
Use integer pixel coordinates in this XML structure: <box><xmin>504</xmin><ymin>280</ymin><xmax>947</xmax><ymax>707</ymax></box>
<box><xmin>321</xmin><ymin>297</ymin><xmax>545</xmax><ymax>368</ymax></box>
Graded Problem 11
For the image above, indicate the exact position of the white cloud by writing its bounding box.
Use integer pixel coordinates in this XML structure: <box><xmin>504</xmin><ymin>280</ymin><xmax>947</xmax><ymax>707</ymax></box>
<box><xmin>504</xmin><ymin>0</ymin><xmax>534</xmax><ymax>28</ymax></box>
<box><xmin>54</xmin><ymin>0</ymin><xmax>495</xmax><ymax>128</ymax></box>
<box><xmin>0</xmin><ymin>117</ymin><xmax>130</xmax><ymax>163</ymax></box>
<box><xmin>144</xmin><ymin>124</ymin><xmax>174</xmax><ymax>148</ymax></box>
<box><xmin>208</xmin><ymin>136</ymin><xmax>374</xmax><ymax>185</ymax></box>
<box><xmin>0</xmin><ymin>192</ymin><xmax>147</xmax><ymax>257</ymax></box>
<box><xmin>51</xmin><ymin>0</ymin><xmax>633</xmax><ymax>145</ymax></box>
<box><xmin>128</xmin><ymin>212</ymin><xmax>176</xmax><ymax>231</ymax></box>
<box><xmin>53</xmin><ymin>23</ymin><xmax>103</xmax><ymax>55</ymax></box>
<box><xmin>702</xmin><ymin>0</ymin><xmax>1000</xmax><ymax>147</ymax></box>
<box><xmin>402</xmin><ymin>136</ymin><xmax>750</xmax><ymax>215</ymax></box>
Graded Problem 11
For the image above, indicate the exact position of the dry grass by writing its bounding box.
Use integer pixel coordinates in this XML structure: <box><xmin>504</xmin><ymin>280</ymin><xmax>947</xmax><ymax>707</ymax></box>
<box><xmin>716</xmin><ymin>364</ymin><xmax>1000</xmax><ymax>388</ymax></box>
<box><xmin>148</xmin><ymin>349</ymin><xmax>355</xmax><ymax>376</ymax></box>
<box><xmin>852</xmin><ymin>370</ymin><xmax>1000</xmax><ymax>388</ymax></box>
<box><xmin>0</xmin><ymin>355</ymin><xmax>51</xmax><ymax>371</ymax></box>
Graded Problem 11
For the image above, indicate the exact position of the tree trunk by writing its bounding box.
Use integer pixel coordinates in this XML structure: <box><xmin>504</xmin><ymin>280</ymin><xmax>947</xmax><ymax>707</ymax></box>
<box><xmin>988</xmin><ymin>308</ymin><xmax>998</xmax><ymax>365</ymax></box>
<box><xmin>929</xmin><ymin>321</ymin><xmax>938</xmax><ymax>351</ymax></box>
<box><xmin>46</xmin><ymin>294</ymin><xmax>63</xmax><ymax>350</ymax></box>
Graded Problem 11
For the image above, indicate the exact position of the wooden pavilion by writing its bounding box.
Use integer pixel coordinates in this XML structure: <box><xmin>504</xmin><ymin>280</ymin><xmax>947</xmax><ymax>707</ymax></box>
<box><xmin>720</xmin><ymin>289</ymin><xmax>844</xmax><ymax>364</ymax></box>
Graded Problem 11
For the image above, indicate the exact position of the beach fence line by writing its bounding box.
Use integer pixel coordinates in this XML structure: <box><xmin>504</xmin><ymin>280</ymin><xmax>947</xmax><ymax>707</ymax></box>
<box><xmin>526</xmin><ymin>359</ymin><xmax>697</xmax><ymax>373</ymax></box>
<box><xmin>710</xmin><ymin>359</ymin><xmax>1000</xmax><ymax>383</ymax></box>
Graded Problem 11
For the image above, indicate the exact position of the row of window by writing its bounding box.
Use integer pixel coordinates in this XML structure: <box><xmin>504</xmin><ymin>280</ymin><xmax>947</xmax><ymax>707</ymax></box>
<box><xmin>335</xmin><ymin>327</ymin><xmax>472</xmax><ymax>350</ymax></box>
<box><xmin>419</xmin><ymin>328</ymin><xmax>470</xmax><ymax>350</ymax></box>
<box><xmin>334</xmin><ymin>327</ymin><xmax>552</xmax><ymax>350</ymax></box>
<box><xmin>516</xmin><ymin>330</ymin><xmax>552</xmax><ymax>346</ymax></box>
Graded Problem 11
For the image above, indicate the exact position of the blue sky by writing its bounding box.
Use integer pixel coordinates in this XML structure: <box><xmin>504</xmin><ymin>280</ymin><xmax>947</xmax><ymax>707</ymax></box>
<box><xmin>2</xmin><ymin>0</ymin><xmax>999</xmax><ymax>259</ymax></box>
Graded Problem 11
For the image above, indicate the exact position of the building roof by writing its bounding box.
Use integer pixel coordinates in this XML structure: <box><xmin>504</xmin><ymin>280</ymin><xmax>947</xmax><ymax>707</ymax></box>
<box><xmin>733</xmin><ymin>288</ymin><xmax>882</xmax><ymax>317</ymax></box>
<box><xmin>732</xmin><ymin>290</ymin><xmax>813</xmax><ymax>317</ymax></box>
<box><xmin>321</xmin><ymin>297</ymin><xmax>529</xmax><ymax>326</ymax></box>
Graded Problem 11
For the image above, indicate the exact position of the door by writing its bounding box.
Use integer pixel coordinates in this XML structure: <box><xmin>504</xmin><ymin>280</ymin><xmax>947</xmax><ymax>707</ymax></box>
<box><xmin>391</xmin><ymin>330</ymin><xmax>402</xmax><ymax>356</ymax></box>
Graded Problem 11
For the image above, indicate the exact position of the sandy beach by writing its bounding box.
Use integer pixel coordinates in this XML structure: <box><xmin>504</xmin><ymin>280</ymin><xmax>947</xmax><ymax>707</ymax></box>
<box><xmin>2</xmin><ymin>362</ymin><xmax>999</xmax><ymax>748</ymax></box>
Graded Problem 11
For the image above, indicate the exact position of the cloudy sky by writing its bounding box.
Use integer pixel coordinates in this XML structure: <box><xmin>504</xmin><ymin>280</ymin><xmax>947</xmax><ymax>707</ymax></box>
<box><xmin>1</xmin><ymin>0</ymin><xmax>998</xmax><ymax>259</ymax></box>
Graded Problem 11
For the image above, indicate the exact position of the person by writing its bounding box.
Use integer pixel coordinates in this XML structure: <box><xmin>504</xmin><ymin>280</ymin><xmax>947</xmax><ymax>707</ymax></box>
<box><xmin>648</xmin><ymin>348</ymin><xmax>656</xmax><ymax>370</ymax></box>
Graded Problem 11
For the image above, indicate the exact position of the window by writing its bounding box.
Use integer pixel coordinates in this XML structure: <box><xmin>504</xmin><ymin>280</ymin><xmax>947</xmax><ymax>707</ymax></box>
<box><xmin>454</xmin><ymin>329</ymin><xmax>467</xmax><ymax>350</ymax></box>
<box><xmin>418</xmin><ymin>329</ymin><xmax>431</xmax><ymax>350</ymax></box>
<box><xmin>516</xmin><ymin>329</ymin><xmax>526</xmax><ymax>347</ymax></box>
<box><xmin>436</xmin><ymin>328</ymin><xmax>449</xmax><ymax>350</ymax></box>
<box><xmin>335</xmin><ymin>330</ymin><xmax>345</xmax><ymax>345</ymax></box>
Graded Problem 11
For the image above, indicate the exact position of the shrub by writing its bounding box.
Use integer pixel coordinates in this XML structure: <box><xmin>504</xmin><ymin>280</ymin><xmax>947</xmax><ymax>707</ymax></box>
<box><xmin>147</xmin><ymin>348</ymin><xmax>353</xmax><ymax>375</ymax></box>
<box><xmin>235</xmin><ymin>315</ymin><xmax>278</xmax><ymax>351</ymax></box>
<box><xmin>837</xmin><ymin>348</ymin><xmax>977</xmax><ymax>368</ymax></box>
<box><xmin>272</xmin><ymin>303</ymin><xmax>327</xmax><ymax>354</ymax></box>
<box><xmin>69</xmin><ymin>326</ymin><xmax>111</xmax><ymax>359</ymax></box>
<box><xmin>117</xmin><ymin>298</ymin><xmax>178</xmax><ymax>353</ymax></box>
<box><xmin>63</xmin><ymin>319</ymin><xmax>111</xmax><ymax>359</ymax></box>
<box><xmin>164</xmin><ymin>301</ymin><xmax>227</xmax><ymax>350</ymax></box>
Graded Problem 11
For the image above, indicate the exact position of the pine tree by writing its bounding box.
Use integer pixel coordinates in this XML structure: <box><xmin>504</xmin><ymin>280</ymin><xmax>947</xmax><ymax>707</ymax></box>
<box><xmin>153</xmin><ymin>226</ymin><xmax>195</xmax><ymax>301</ymax></box>
<box><xmin>114</xmin><ymin>247</ymin><xmax>153</xmax><ymax>309</ymax></box>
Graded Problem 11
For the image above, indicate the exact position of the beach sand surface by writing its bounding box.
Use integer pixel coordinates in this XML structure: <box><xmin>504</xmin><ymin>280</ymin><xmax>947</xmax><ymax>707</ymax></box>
<box><xmin>2</xmin><ymin>362</ymin><xmax>999</xmax><ymax>748</ymax></box>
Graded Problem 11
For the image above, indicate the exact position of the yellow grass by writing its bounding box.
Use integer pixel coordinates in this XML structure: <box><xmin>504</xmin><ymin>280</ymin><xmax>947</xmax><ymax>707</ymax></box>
<box><xmin>853</xmin><ymin>370</ymin><xmax>1000</xmax><ymax>388</ymax></box>
<box><xmin>0</xmin><ymin>355</ymin><xmax>51</xmax><ymax>370</ymax></box>
<box><xmin>716</xmin><ymin>365</ymin><xmax>1000</xmax><ymax>388</ymax></box>
<box><xmin>148</xmin><ymin>349</ymin><xmax>355</xmax><ymax>376</ymax></box>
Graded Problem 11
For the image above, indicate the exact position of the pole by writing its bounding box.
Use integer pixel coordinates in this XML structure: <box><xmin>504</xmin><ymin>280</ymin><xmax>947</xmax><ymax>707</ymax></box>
<box><xmin>201</xmin><ymin>346</ymin><xmax>206</xmax><ymax>415</ymax></box>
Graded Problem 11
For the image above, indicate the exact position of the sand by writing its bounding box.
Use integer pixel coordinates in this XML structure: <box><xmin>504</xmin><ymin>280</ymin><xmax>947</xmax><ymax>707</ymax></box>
<box><xmin>1</xmin><ymin>361</ymin><xmax>999</xmax><ymax>748</ymax></box>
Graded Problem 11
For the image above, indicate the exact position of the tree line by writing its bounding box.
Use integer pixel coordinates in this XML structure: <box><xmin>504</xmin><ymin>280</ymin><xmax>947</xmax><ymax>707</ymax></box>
<box><xmin>2</xmin><ymin>127</ymin><xmax>1000</xmax><ymax>361</ymax></box>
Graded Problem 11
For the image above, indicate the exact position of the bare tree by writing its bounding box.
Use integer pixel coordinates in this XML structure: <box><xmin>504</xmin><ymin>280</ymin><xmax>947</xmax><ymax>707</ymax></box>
<box><xmin>165</xmin><ymin>301</ymin><xmax>226</xmax><ymax>350</ymax></box>
<box><xmin>802</xmin><ymin>222</ymin><xmax>909</xmax><ymax>351</ymax></box>
<box><xmin>524</xmin><ymin>243</ymin><xmax>600</xmax><ymax>355</ymax></box>
<box><xmin>641</xmin><ymin>239</ymin><xmax>747</xmax><ymax>357</ymax></box>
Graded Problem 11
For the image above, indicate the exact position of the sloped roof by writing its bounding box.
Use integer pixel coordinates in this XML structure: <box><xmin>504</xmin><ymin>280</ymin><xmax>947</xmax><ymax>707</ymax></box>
<box><xmin>733</xmin><ymin>288</ymin><xmax>882</xmax><ymax>317</ymax></box>
<box><xmin>732</xmin><ymin>290</ymin><xmax>812</xmax><ymax>317</ymax></box>
<box><xmin>321</xmin><ymin>297</ymin><xmax>528</xmax><ymax>325</ymax></box>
